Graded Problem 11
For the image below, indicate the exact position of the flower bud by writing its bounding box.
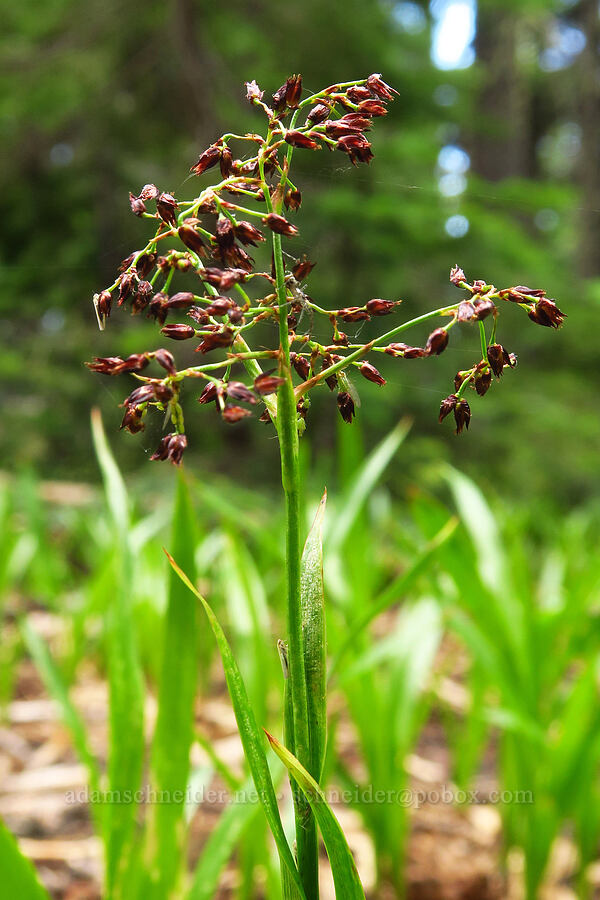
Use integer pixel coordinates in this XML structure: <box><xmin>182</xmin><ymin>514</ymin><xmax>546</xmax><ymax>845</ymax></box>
<box><xmin>121</xmin><ymin>405</ymin><xmax>145</xmax><ymax>433</ymax></box>
<box><xmin>202</xmin><ymin>267</ymin><xmax>248</xmax><ymax>290</ymax></box>
<box><xmin>291</xmin><ymin>352</ymin><xmax>310</xmax><ymax>380</ymax></box>
<box><xmin>292</xmin><ymin>256</ymin><xmax>315</xmax><ymax>280</ymax></box>
<box><xmin>234</xmin><ymin>221</ymin><xmax>265</xmax><ymax>246</ymax></box>
<box><xmin>96</xmin><ymin>290</ymin><xmax>112</xmax><ymax>319</ymax></box>
<box><xmin>346</xmin><ymin>86</ymin><xmax>372</xmax><ymax>102</ymax></box>
<box><xmin>222</xmin><ymin>405</ymin><xmax>252</xmax><ymax>423</ymax></box>
<box><xmin>151</xmin><ymin>433</ymin><xmax>187</xmax><ymax>465</ymax></box>
<box><xmin>178</xmin><ymin>224</ymin><xmax>208</xmax><ymax>256</ymax></box>
<box><xmin>325</xmin><ymin>120</ymin><xmax>363</xmax><ymax>139</ymax></box>
<box><xmin>357</xmin><ymin>99</ymin><xmax>387</xmax><ymax>117</ymax></box>
<box><xmin>285</xmin><ymin>130</ymin><xmax>319</xmax><ymax>149</ymax></box>
<box><xmin>307</xmin><ymin>103</ymin><xmax>331</xmax><ymax>124</ymax></box>
<box><xmin>139</xmin><ymin>184</ymin><xmax>159</xmax><ymax>201</ymax></box>
<box><xmin>167</xmin><ymin>292</ymin><xmax>196</xmax><ymax>309</ymax></box>
<box><xmin>457</xmin><ymin>301</ymin><xmax>477</xmax><ymax>322</ymax></box>
<box><xmin>220</xmin><ymin>146</ymin><xmax>233</xmax><ymax>178</ymax></box>
<box><xmin>205</xmin><ymin>297</ymin><xmax>235</xmax><ymax>316</ymax></box>
<box><xmin>474</xmin><ymin>367</ymin><xmax>491</xmax><ymax>396</ymax></box>
<box><xmin>124</xmin><ymin>384</ymin><xmax>155</xmax><ymax>407</ymax></box>
<box><xmin>527</xmin><ymin>298</ymin><xmax>566</xmax><ymax>329</ymax></box>
<box><xmin>161</xmin><ymin>324</ymin><xmax>195</xmax><ymax>340</ymax></box>
<box><xmin>332</xmin><ymin>332</ymin><xmax>349</xmax><ymax>346</ymax></box>
<box><xmin>254</xmin><ymin>372</ymin><xmax>285</xmax><ymax>394</ymax></box>
<box><xmin>473</xmin><ymin>298</ymin><xmax>496</xmax><ymax>320</ymax></box>
<box><xmin>195</xmin><ymin>328</ymin><xmax>234</xmax><ymax>353</ymax></box>
<box><xmin>284</xmin><ymin>189</ymin><xmax>302</xmax><ymax>211</ymax></box>
<box><xmin>337</xmin><ymin>391</ymin><xmax>355</xmax><ymax>423</ymax></box>
<box><xmin>425</xmin><ymin>328</ymin><xmax>449</xmax><ymax>356</ymax></box>
<box><xmin>118</xmin><ymin>272</ymin><xmax>136</xmax><ymax>305</ymax></box>
<box><xmin>263</xmin><ymin>213</ymin><xmax>298</xmax><ymax>237</ymax></box>
<box><xmin>450</xmin><ymin>265</ymin><xmax>465</xmax><ymax>286</ymax></box>
<box><xmin>366</xmin><ymin>73</ymin><xmax>397</xmax><ymax>101</ymax></box>
<box><xmin>148</xmin><ymin>293</ymin><xmax>169</xmax><ymax>325</ymax></box>
<box><xmin>198</xmin><ymin>382</ymin><xmax>218</xmax><ymax>404</ymax></box>
<box><xmin>156</xmin><ymin>192</ymin><xmax>178</xmax><ymax>226</ymax></box>
<box><xmin>336</xmin><ymin>134</ymin><xmax>373</xmax><ymax>165</ymax></box>
<box><xmin>245</xmin><ymin>80</ymin><xmax>264</xmax><ymax>102</ymax></box>
<box><xmin>129</xmin><ymin>193</ymin><xmax>146</xmax><ymax>216</ymax></box>
<box><xmin>226</xmin><ymin>381</ymin><xmax>257</xmax><ymax>404</ymax></box>
<box><xmin>86</xmin><ymin>354</ymin><xmax>149</xmax><ymax>375</ymax></box>
<box><xmin>339</xmin><ymin>306</ymin><xmax>370</xmax><ymax>322</ymax></box>
<box><xmin>153</xmin><ymin>348</ymin><xmax>176</xmax><ymax>374</ymax></box>
<box><xmin>403</xmin><ymin>347</ymin><xmax>427</xmax><ymax>359</ymax></box>
<box><xmin>366</xmin><ymin>298</ymin><xmax>395</xmax><ymax>316</ymax></box>
<box><xmin>454</xmin><ymin>398</ymin><xmax>471</xmax><ymax>434</ymax></box>
<box><xmin>190</xmin><ymin>143</ymin><xmax>222</xmax><ymax>175</ymax></box>
<box><xmin>136</xmin><ymin>252</ymin><xmax>157</xmax><ymax>278</ymax></box>
<box><xmin>285</xmin><ymin>74</ymin><xmax>303</xmax><ymax>108</ymax></box>
<box><xmin>439</xmin><ymin>394</ymin><xmax>458</xmax><ymax>423</ymax></box>
<box><xmin>359</xmin><ymin>362</ymin><xmax>386</xmax><ymax>385</ymax></box>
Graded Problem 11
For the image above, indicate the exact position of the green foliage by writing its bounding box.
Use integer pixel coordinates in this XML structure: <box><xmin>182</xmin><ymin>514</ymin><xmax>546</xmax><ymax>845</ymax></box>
<box><xmin>91</xmin><ymin>410</ymin><xmax>145</xmax><ymax>899</ymax></box>
<box><xmin>165</xmin><ymin>551</ymin><xmax>306</xmax><ymax>900</ymax></box>
<box><xmin>143</xmin><ymin>470</ymin><xmax>199</xmax><ymax>899</ymax></box>
<box><xmin>267</xmin><ymin>733</ymin><xmax>366</xmax><ymax>900</ymax></box>
<box><xmin>0</xmin><ymin>819</ymin><xmax>51</xmax><ymax>900</ymax></box>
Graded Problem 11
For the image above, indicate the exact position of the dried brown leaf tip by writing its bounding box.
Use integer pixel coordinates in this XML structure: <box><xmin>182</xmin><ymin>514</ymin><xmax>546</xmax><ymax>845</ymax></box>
<box><xmin>88</xmin><ymin>78</ymin><xmax>562</xmax><ymax>459</ymax></box>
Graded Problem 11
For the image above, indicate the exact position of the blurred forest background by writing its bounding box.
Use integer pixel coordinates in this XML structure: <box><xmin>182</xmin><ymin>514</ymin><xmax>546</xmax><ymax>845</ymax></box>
<box><xmin>1</xmin><ymin>0</ymin><xmax>598</xmax><ymax>509</ymax></box>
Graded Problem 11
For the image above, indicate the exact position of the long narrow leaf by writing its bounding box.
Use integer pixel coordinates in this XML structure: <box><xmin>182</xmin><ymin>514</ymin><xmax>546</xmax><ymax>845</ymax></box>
<box><xmin>265</xmin><ymin>732</ymin><xmax>366</xmax><ymax>900</ymax></box>
<box><xmin>329</xmin><ymin>517</ymin><xmax>457</xmax><ymax>679</ymax></box>
<box><xmin>0</xmin><ymin>818</ymin><xmax>51</xmax><ymax>900</ymax></box>
<box><xmin>301</xmin><ymin>489</ymin><xmax>327</xmax><ymax>781</ymax></box>
<box><xmin>328</xmin><ymin>419</ymin><xmax>411</xmax><ymax>552</ymax></box>
<box><xmin>20</xmin><ymin>621</ymin><xmax>103</xmax><ymax>831</ymax></box>
<box><xmin>187</xmin><ymin>777</ymin><xmax>259</xmax><ymax>900</ymax></box>
<box><xmin>145</xmin><ymin>470</ymin><xmax>199</xmax><ymax>898</ymax></box>
<box><xmin>91</xmin><ymin>409</ymin><xmax>144</xmax><ymax>898</ymax></box>
<box><xmin>165</xmin><ymin>551</ymin><xmax>306</xmax><ymax>900</ymax></box>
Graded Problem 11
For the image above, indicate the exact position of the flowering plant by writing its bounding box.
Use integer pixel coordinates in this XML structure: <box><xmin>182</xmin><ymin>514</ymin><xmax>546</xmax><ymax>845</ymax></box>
<box><xmin>86</xmin><ymin>73</ymin><xmax>564</xmax><ymax>898</ymax></box>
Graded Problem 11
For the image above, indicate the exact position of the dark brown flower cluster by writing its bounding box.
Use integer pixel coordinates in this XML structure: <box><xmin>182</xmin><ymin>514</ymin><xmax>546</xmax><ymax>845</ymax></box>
<box><xmin>87</xmin><ymin>76</ymin><xmax>563</xmax><ymax>464</ymax></box>
<box><xmin>436</xmin><ymin>269</ymin><xmax>564</xmax><ymax>434</ymax></box>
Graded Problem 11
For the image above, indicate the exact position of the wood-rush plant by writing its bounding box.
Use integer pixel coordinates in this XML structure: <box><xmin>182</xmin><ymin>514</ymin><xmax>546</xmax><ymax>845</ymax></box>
<box><xmin>87</xmin><ymin>74</ymin><xmax>565</xmax><ymax>898</ymax></box>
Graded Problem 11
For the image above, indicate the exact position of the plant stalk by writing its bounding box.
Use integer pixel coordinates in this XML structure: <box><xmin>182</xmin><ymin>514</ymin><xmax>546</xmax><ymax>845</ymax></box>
<box><xmin>260</xmin><ymin>147</ymin><xmax>319</xmax><ymax>898</ymax></box>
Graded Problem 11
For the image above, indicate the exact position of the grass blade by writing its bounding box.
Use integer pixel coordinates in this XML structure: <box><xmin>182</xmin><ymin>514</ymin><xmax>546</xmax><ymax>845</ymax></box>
<box><xmin>91</xmin><ymin>409</ymin><xmax>144</xmax><ymax>898</ymax></box>
<box><xmin>145</xmin><ymin>470</ymin><xmax>199</xmax><ymax>898</ymax></box>
<box><xmin>20</xmin><ymin>620</ymin><xmax>103</xmax><ymax>832</ymax></box>
<box><xmin>187</xmin><ymin>777</ymin><xmax>259</xmax><ymax>900</ymax></box>
<box><xmin>165</xmin><ymin>551</ymin><xmax>306</xmax><ymax>900</ymax></box>
<box><xmin>329</xmin><ymin>517</ymin><xmax>457</xmax><ymax>679</ymax></box>
<box><xmin>328</xmin><ymin>419</ymin><xmax>411</xmax><ymax>553</ymax></box>
<box><xmin>265</xmin><ymin>732</ymin><xmax>366</xmax><ymax>900</ymax></box>
<box><xmin>301</xmin><ymin>489</ymin><xmax>327</xmax><ymax>781</ymax></box>
<box><xmin>0</xmin><ymin>819</ymin><xmax>51</xmax><ymax>900</ymax></box>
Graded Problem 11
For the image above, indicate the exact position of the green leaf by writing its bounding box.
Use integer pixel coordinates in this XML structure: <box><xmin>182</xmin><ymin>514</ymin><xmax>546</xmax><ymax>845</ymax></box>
<box><xmin>301</xmin><ymin>489</ymin><xmax>327</xmax><ymax>782</ymax></box>
<box><xmin>0</xmin><ymin>819</ymin><xmax>52</xmax><ymax>900</ymax></box>
<box><xmin>20</xmin><ymin>621</ymin><xmax>103</xmax><ymax>832</ymax></box>
<box><xmin>265</xmin><ymin>732</ymin><xmax>366</xmax><ymax>900</ymax></box>
<box><xmin>328</xmin><ymin>419</ymin><xmax>411</xmax><ymax>553</ymax></box>
<box><xmin>91</xmin><ymin>409</ymin><xmax>144</xmax><ymax>898</ymax></box>
<box><xmin>145</xmin><ymin>470</ymin><xmax>199</xmax><ymax>898</ymax></box>
<box><xmin>187</xmin><ymin>777</ymin><xmax>259</xmax><ymax>900</ymax></box>
<box><xmin>329</xmin><ymin>516</ymin><xmax>457</xmax><ymax>679</ymax></box>
<box><xmin>165</xmin><ymin>551</ymin><xmax>306</xmax><ymax>900</ymax></box>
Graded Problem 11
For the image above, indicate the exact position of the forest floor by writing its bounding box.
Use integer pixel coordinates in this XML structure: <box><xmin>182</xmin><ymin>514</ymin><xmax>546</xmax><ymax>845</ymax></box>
<box><xmin>0</xmin><ymin>610</ymin><xmax>589</xmax><ymax>900</ymax></box>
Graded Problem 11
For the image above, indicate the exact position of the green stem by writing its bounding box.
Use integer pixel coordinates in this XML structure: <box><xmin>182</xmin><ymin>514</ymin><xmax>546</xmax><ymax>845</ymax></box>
<box><xmin>479</xmin><ymin>320</ymin><xmax>488</xmax><ymax>360</ymax></box>
<box><xmin>260</xmin><ymin>149</ymin><xmax>318</xmax><ymax>900</ymax></box>
<box><xmin>296</xmin><ymin>305</ymin><xmax>459</xmax><ymax>397</ymax></box>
